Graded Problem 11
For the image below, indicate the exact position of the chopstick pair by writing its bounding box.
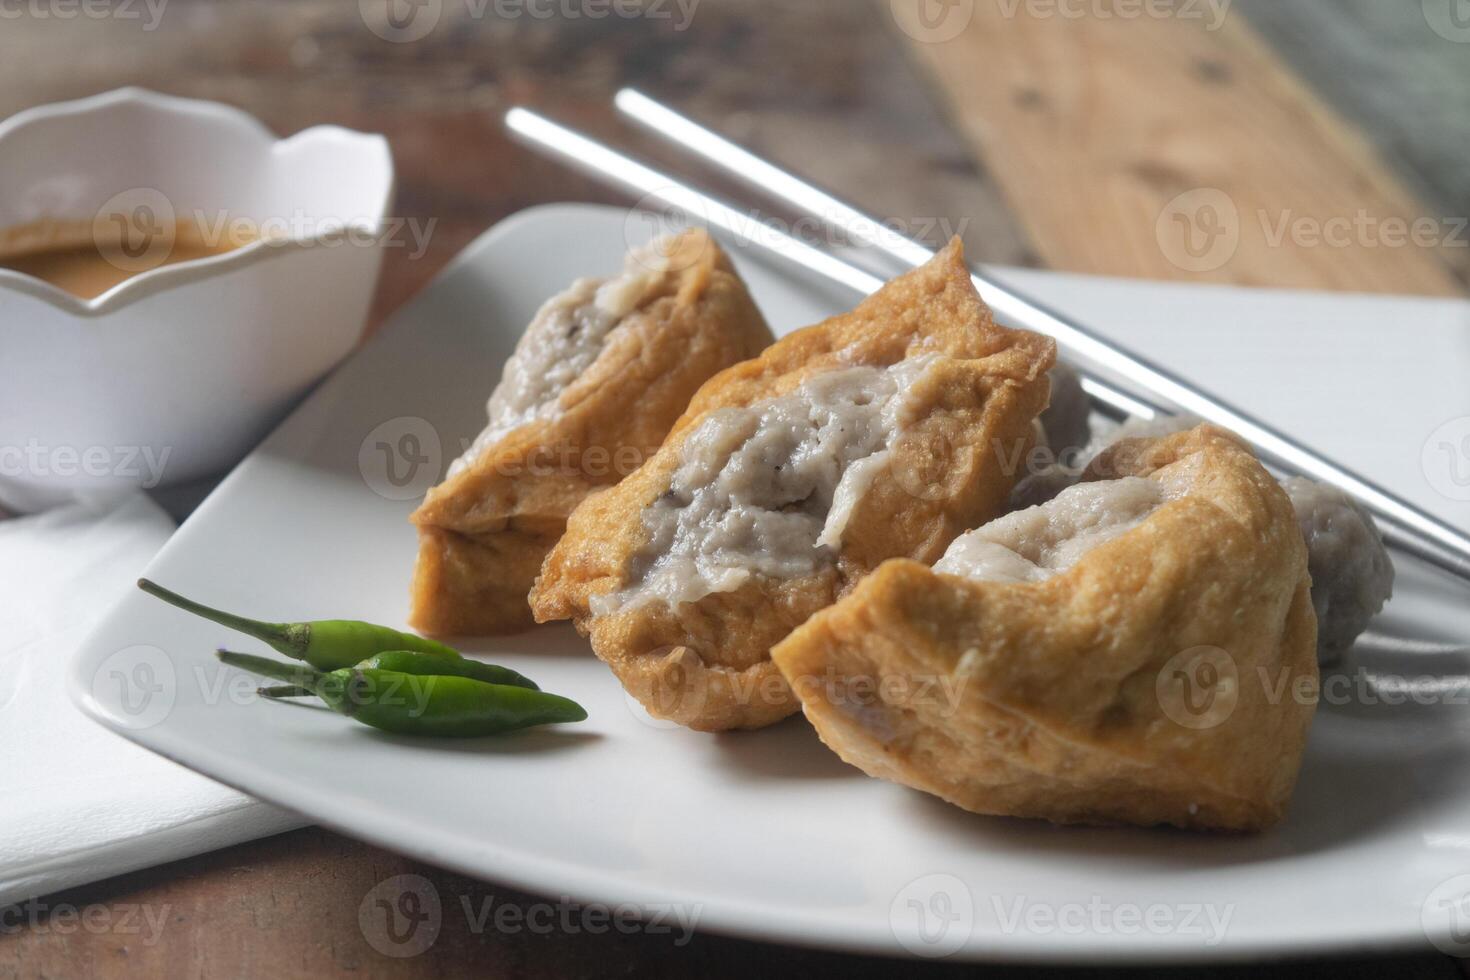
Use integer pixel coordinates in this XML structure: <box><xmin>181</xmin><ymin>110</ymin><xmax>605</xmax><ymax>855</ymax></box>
<box><xmin>504</xmin><ymin>92</ymin><xmax>1470</xmax><ymax>588</ymax></box>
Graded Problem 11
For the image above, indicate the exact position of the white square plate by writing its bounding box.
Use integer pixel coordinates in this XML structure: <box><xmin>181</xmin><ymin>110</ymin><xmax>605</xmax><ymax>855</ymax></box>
<box><xmin>72</xmin><ymin>204</ymin><xmax>1470</xmax><ymax>963</ymax></box>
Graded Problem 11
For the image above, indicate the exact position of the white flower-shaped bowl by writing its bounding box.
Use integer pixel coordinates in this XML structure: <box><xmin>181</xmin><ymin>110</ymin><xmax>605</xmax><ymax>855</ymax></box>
<box><xmin>0</xmin><ymin>88</ymin><xmax>394</xmax><ymax>512</ymax></box>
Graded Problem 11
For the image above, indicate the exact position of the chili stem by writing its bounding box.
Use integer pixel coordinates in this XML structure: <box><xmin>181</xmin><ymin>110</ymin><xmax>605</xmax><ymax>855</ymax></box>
<box><xmin>140</xmin><ymin>579</ymin><xmax>305</xmax><ymax>659</ymax></box>
<box><xmin>217</xmin><ymin>650</ymin><xmax>325</xmax><ymax>692</ymax></box>
<box><xmin>258</xmin><ymin>685</ymin><xmax>316</xmax><ymax>699</ymax></box>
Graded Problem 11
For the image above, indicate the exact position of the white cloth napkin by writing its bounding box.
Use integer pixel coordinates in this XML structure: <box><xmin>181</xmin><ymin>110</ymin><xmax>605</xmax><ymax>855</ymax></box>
<box><xmin>0</xmin><ymin>493</ymin><xmax>303</xmax><ymax>906</ymax></box>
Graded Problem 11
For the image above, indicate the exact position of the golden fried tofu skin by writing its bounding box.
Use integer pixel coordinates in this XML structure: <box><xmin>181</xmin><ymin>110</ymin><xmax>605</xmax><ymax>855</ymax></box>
<box><xmin>772</xmin><ymin>425</ymin><xmax>1318</xmax><ymax>831</ymax></box>
<box><xmin>410</xmin><ymin>230</ymin><xmax>773</xmax><ymax>635</ymax></box>
<box><xmin>531</xmin><ymin>239</ymin><xmax>1056</xmax><ymax>731</ymax></box>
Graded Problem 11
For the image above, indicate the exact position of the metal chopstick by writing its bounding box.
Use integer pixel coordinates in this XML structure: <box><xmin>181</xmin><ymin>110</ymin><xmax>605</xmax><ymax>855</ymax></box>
<box><xmin>505</xmin><ymin>105</ymin><xmax>1470</xmax><ymax>585</ymax></box>
<box><xmin>610</xmin><ymin>89</ymin><xmax>1470</xmax><ymax>585</ymax></box>
<box><xmin>504</xmin><ymin>109</ymin><xmax>1154</xmax><ymax>421</ymax></box>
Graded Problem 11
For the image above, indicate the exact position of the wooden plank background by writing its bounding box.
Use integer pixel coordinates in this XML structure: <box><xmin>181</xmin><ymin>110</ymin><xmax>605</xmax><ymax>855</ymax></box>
<box><xmin>3</xmin><ymin>0</ymin><xmax>1469</xmax><ymax>976</ymax></box>
<box><xmin>902</xmin><ymin>0</ymin><xmax>1468</xmax><ymax>293</ymax></box>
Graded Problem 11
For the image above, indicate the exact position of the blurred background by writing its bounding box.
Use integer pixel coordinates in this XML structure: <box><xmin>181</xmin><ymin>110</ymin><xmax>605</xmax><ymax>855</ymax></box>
<box><xmin>4</xmin><ymin>1</ymin><xmax>1469</xmax><ymax>976</ymax></box>
<box><xmin>7</xmin><ymin>0</ymin><xmax>1466</xmax><ymax>337</ymax></box>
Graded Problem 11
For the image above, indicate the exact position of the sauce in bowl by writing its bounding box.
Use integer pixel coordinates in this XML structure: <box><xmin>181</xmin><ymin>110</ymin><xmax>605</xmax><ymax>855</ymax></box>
<box><xmin>0</xmin><ymin>218</ymin><xmax>254</xmax><ymax>299</ymax></box>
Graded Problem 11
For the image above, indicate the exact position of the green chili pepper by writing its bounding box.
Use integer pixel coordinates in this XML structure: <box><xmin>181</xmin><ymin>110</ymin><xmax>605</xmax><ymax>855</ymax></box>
<box><xmin>139</xmin><ymin>578</ymin><xmax>463</xmax><ymax>671</ymax></box>
<box><xmin>354</xmin><ymin>650</ymin><xmax>538</xmax><ymax>690</ymax></box>
<box><xmin>251</xmin><ymin>650</ymin><xmax>538</xmax><ymax>698</ymax></box>
<box><xmin>219</xmin><ymin>651</ymin><xmax>586</xmax><ymax>737</ymax></box>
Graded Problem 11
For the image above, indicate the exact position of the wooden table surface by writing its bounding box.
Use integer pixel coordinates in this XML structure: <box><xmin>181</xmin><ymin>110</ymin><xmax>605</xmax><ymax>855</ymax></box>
<box><xmin>4</xmin><ymin>1</ymin><xmax>1468</xmax><ymax>976</ymax></box>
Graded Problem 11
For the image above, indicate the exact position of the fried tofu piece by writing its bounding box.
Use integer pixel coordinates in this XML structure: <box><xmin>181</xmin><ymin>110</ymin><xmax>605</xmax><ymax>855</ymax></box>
<box><xmin>410</xmin><ymin>230</ymin><xmax>773</xmax><ymax>635</ymax></box>
<box><xmin>531</xmin><ymin>239</ymin><xmax>1056</xmax><ymax>731</ymax></box>
<box><xmin>772</xmin><ymin>425</ymin><xmax>1318</xmax><ymax>831</ymax></box>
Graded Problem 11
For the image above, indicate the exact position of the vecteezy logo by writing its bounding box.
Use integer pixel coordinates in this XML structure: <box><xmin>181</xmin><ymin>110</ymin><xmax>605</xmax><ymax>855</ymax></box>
<box><xmin>1423</xmin><ymin>0</ymin><xmax>1470</xmax><ymax>42</ymax></box>
<box><xmin>358</xmin><ymin>874</ymin><xmax>442</xmax><ymax>958</ymax></box>
<box><xmin>359</xmin><ymin>416</ymin><xmax>443</xmax><ymax>501</ymax></box>
<box><xmin>1422</xmin><ymin>874</ymin><xmax>1470</xmax><ymax>956</ymax></box>
<box><xmin>891</xmin><ymin>0</ymin><xmax>976</xmax><ymax>43</ymax></box>
<box><xmin>1156</xmin><ymin>188</ymin><xmax>1240</xmax><ymax>273</ymax></box>
<box><xmin>360</xmin><ymin>0</ymin><xmax>443</xmax><ymax>43</ymax></box>
<box><xmin>1423</xmin><ymin>416</ymin><xmax>1470</xmax><ymax>502</ymax></box>
<box><xmin>1156</xmin><ymin>645</ymin><xmax>1238</xmax><ymax>730</ymax></box>
<box><xmin>890</xmin><ymin>873</ymin><xmax>974</xmax><ymax>958</ymax></box>
<box><xmin>623</xmin><ymin>191</ymin><xmax>714</xmax><ymax>274</ymax></box>
<box><xmin>891</xmin><ymin>428</ymin><xmax>963</xmax><ymax>502</ymax></box>
<box><xmin>93</xmin><ymin>188</ymin><xmax>177</xmax><ymax>275</ymax></box>
<box><xmin>91</xmin><ymin>645</ymin><xmax>176</xmax><ymax>730</ymax></box>
<box><xmin>625</xmin><ymin>649</ymin><xmax>708</xmax><ymax>729</ymax></box>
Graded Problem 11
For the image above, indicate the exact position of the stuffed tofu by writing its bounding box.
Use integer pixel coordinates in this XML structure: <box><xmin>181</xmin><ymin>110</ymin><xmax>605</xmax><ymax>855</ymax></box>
<box><xmin>531</xmin><ymin>239</ymin><xmax>1056</xmax><ymax>731</ymax></box>
<box><xmin>410</xmin><ymin>230</ymin><xmax>773</xmax><ymax>635</ymax></box>
<box><xmin>771</xmin><ymin>425</ymin><xmax>1318</xmax><ymax>831</ymax></box>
